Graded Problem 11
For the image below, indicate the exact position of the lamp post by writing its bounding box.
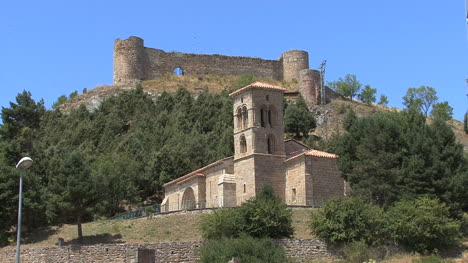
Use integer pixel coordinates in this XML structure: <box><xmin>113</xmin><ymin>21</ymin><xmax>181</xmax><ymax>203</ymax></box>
<box><xmin>15</xmin><ymin>157</ymin><xmax>33</xmax><ymax>263</ymax></box>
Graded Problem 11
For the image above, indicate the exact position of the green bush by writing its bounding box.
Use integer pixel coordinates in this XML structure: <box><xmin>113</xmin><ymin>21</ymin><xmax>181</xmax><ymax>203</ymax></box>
<box><xmin>309</xmin><ymin>198</ymin><xmax>384</xmax><ymax>245</ymax></box>
<box><xmin>200</xmin><ymin>208</ymin><xmax>242</xmax><ymax>240</ymax></box>
<box><xmin>199</xmin><ymin>185</ymin><xmax>293</xmax><ymax>239</ymax></box>
<box><xmin>198</xmin><ymin>235</ymin><xmax>292</xmax><ymax>263</ymax></box>
<box><xmin>385</xmin><ymin>197</ymin><xmax>462</xmax><ymax>253</ymax></box>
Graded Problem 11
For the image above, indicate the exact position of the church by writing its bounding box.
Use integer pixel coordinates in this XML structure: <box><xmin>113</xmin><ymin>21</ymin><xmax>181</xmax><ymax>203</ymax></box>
<box><xmin>161</xmin><ymin>82</ymin><xmax>346</xmax><ymax>212</ymax></box>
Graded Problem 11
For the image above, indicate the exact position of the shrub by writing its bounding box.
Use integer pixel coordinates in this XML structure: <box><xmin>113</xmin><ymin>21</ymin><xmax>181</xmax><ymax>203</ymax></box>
<box><xmin>385</xmin><ymin>197</ymin><xmax>462</xmax><ymax>253</ymax></box>
<box><xmin>199</xmin><ymin>185</ymin><xmax>293</xmax><ymax>239</ymax></box>
<box><xmin>309</xmin><ymin>198</ymin><xmax>384</xmax><ymax>245</ymax></box>
<box><xmin>200</xmin><ymin>208</ymin><xmax>242</xmax><ymax>240</ymax></box>
<box><xmin>239</xmin><ymin>185</ymin><xmax>293</xmax><ymax>239</ymax></box>
<box><xmin>198</xmin><ymin>234</ymin><xmax>292</xmax><ymax>263</ymax></box>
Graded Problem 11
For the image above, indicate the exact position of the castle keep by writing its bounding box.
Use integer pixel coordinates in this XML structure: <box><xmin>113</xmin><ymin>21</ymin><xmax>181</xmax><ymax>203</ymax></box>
<box><xmin>114</xmin><ymin>36</ymin><xmax>325</xmax><ymax>105</ymax></box>
<box><xmin>161</xmin><ymin>82</ymin><xmax>346</xmax><ymax>211</ymax></box>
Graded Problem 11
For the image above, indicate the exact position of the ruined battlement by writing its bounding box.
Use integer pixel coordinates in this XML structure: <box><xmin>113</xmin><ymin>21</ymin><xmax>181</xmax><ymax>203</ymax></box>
<box><xmin>113</xmin><ymin>36</ymin><xmax>325</xmax><ymax>105</ymax></box>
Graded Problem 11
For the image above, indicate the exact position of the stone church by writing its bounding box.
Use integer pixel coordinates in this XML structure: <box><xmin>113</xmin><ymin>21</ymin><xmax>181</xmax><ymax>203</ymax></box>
<box><xmin>161</xmin><ymin>82</ymin><xmax>346</xmax><ymax>212</ymax></box>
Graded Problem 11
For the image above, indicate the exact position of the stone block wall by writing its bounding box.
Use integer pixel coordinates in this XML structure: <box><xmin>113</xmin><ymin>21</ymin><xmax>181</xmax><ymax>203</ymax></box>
<box><xmin>0</xmin><ymin>239</ymin><xmax>335</xmax><ymax>263</ymax></box>
<box><xmin>285</xmin><ymin>155</ymin><xmax>307</xmax><ymax>205</ymax></box>
<box><xmin>307</xmin><ymin>156</ymin><xmax>345</xmax><ymax>207</ymax></box>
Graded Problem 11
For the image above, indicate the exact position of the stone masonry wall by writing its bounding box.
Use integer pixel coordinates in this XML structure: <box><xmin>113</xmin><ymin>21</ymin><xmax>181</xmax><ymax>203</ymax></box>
<box><xmin>0</xmin><ymin>239</ymin><xmax>334</xmax><ymax>263</ymax></box>
<box><xmin>144</xmin><ymin>48</ymin><xmax>283</xmax><ymax>81</ymax></box>
<box><xmin>307</xmin><ymin>156</ymin><xmax>344</xmax><ymax>207</ymax></box>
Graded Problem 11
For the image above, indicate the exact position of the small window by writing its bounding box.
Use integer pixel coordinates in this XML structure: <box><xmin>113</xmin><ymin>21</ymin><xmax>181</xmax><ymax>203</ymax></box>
<box><xmin>173</xmin><ymin>67</ymin><xmax>184</xmax><ymax>76</ymax></box>
<box><xmin>292</xmin><ymin>188</ymin><xmax>297</xmax><ymax>202</ymax></box>
<box><xmin>241</xmin><ymin>97</ymin><xmax>244</xmax><ymax>103</ymax></box>
<box><xmin>267</xmin><ymin>135</ymin><xmax>275</xmax><ymax>154</ymax></box>
<box><xmin>243</xmin><ymin>184</ymin><xmax>246</xmax><ymax>193</ymax></box>
<box><xmin>242</xmin><ymin>106</ymin><xmax>248</xmax><ymax>128</ymax></box>
<box><xmin>268</xmin><ymin>110</ymin><xmax>272</xmax><ymax>127</ymax></box>
<box><xmin>240</xmin><ymin>135</ymin><xmax>247</xmax><ymax>153</ymax></box>
<box><xmin>260</xmin><ymin>108</ymin><xmax>265</xmax><ymax>127</ymax></box>
<box><xmin>237</xmin><ymin>108</ymin><xmax>243</xmax><ymax>129</ymax></box>
<box><xmin>266</xmin><ymin>95</ymin><xmax>269</xmax><ymax>101</ymax></box>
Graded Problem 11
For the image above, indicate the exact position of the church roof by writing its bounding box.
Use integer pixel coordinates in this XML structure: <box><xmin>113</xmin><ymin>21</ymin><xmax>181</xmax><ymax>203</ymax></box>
<box><xmin>229</xmin><ymin>81</ymin><xmax>286</xmax><ymax>97</ymax></box>
<box><xmin>163</xmin><ymin>156</ymin><xmax>233</xmax><ymax>187</ymax></box>
<box><xmin>285</xmin><ymin>148</ymin><xmax>338</xmax><ymax>162</ymax></box>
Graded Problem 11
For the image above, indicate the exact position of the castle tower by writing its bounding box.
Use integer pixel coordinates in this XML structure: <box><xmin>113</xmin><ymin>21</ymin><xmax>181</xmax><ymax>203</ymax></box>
<box><xmin>113</xmin><ymin>36</ymin><xmax>146</xmax><ymax>85</ymax></box>
<box><xmin>282</xmin><ymin>50</ymin><xmax>309</xmax><ymax>82</ymax></box>
<box><xmin>299</xmin><ymin>69</ymin><xmax>322</xmax><ymax>106</ymax></box>
<box><xmin>229</xmin><ymin>82</ymin><xmax>287</xmax><ymax>204</ymax></box>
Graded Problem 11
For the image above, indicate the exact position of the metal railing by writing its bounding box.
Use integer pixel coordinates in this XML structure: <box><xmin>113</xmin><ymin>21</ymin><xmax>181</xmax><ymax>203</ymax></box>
<box><xmin>110</xmin><ymin>204</ymin><xmax>161</xmax><ymax>220</ymax></box>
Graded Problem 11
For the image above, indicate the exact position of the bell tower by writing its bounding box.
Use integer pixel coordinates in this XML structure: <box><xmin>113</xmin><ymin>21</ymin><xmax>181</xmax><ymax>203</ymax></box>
<box><xmin>229</xmin><ymin>82</ymin><xmax>287</xmax><ymax>204</ymax></box>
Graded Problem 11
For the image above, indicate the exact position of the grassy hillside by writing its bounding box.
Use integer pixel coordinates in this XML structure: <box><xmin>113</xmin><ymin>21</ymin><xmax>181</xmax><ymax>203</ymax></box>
<box><xmin>62</xmin><ymin>74</ymin><xmax>468</xmax><ymax>150</ymax></box>
<box><xmin>3</xmin><ymin>208</ymin><xmax>313</xmax><ymax>249</ymax></box>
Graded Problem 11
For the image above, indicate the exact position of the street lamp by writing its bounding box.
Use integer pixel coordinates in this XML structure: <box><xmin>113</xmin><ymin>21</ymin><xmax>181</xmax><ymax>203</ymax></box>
<box><xmin>15</xmin><ymin>157</ymin><xmax>33</xmax><ymax>263</ymax></box>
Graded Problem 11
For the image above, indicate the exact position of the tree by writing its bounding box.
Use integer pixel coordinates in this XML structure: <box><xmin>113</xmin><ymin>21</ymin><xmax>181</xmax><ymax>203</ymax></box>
<box><xmin>385</xmin><ymin>197</ymin><xmax>462</xmax><ymax>253</ymax></box>
<box><xmin>378</xmin><ymin>94</ymin><xmax>389</xmax><ymax>106</ymax></box>
<box><xmin>46</xmin><ymin>151</ymin><xmax>98</xmax><ymax>243</ymax></box>
<box><xmin>284</xmin><ymin>96</ymin><xmax>316</xmax><ymax>138</ymax></box>
<box><xmin>92</xmin><ymin>153</ymin><xmax>139</xmax><ymax>217</ymax></box>
<box><xmin>200</xmin><ymin>185</ymin><xmax>293</xmax><ymax>240</ymax></box>
<box><xmin>52</xmin><ymin>95</ymin><xmax>68</xmax><ymax>109</ymax></box>
<box><xmin>309</xmin><ymin>198</ymin><xmax>384</xmax><ymax>245</ymax></box>
<box><xmin>1</xmin><ymin>90</ymin><xmax>45</xmax><ymax>140</ymax></box>
<box><xmin>431</xmin><ymin>101</ymin><xmax>453</xmax><ymax>121</ymax></box>
<box><xmin>328</xmin><ymin>74</ymin><xmax>362</xmax><ymax>100</ymax></box>
<box><xmin>335</xmin><ymin>110</ymin><xmax>466</xmax><ymax>211</ymax></box>
<box><xmin>343</xmin><ymin>108</ymin><xmax>357</xmax><ymax>131</ymax></box>
<box><xmin>358</xmin><ymin>85</ymin><xmax>376</xmax><ymax>105</ymax></box>
<box><xmin>402</xmin><ymin>86</ymin><xmax>438</xmax><ymax>118</ymax></box>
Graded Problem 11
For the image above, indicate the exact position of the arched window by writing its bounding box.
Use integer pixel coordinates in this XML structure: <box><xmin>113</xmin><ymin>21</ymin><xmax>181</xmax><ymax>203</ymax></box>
<box><xmin>242</xmin><ymin>106</ymin><xmax>248</xmax><ymax>128</ymax></box>
<box><xmin>240</xmin><ymin>135</ymin><xmax>247</xmax><ymax>153</ymax></box>
<box><xmin>237</xmin><ymin>107</ymin><xmax>243</xmax><ymax>130</ymax></box>
<box><xmin>268</xmin><ymin>106</ymin><xmax>276</xmax><ymax>127</ymax></box>
<box><xmin>267</xmin><ymin>134</ymin><xmax>275</xmax><ymax>154</ymax></box>
<box><xmin>173</xmin><ymin>67</ymin><xmax>184</xmax><ymax>76</ymax></box>
<box><xmin>260</xmin><ymin>105</ymin><xmax>267</xmax><ymax>128</ymax></box>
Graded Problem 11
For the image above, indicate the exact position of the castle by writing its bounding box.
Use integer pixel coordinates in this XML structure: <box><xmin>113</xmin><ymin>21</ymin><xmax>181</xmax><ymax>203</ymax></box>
<box><xmin>113</xmin><ymin>36</ymin><xmax>339</xmax><ymax>106</ymax></box>
<box><xmin>161</xmin><ymin>82</ymin><xmax>346</xmax><ymax>211</ymax></box>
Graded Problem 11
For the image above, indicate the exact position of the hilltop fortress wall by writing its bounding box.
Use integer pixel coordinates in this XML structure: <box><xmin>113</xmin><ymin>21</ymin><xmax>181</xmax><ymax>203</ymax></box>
<box><xmin>113</xmin><ymin>36</ymin><xmax>327</xmax><ymax>105</ymax></box>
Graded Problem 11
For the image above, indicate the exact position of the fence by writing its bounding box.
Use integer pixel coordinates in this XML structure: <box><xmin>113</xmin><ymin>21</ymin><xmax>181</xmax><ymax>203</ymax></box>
<box><xmin>110</xmin><ymin>204</ymin><xmax>161</xmax><ymax>220</ymax></box>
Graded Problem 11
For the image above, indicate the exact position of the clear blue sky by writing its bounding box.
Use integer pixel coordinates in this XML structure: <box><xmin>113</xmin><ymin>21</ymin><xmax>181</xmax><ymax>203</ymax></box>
<box><xmin>1</xmin><ymin>0</ymin><xmax>467</xmax><ymax>120</ymax></box>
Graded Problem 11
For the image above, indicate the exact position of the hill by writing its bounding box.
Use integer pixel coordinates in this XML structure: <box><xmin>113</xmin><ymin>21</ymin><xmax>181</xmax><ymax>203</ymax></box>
<box><xmin>61</xmin><ymin>74</ymin><xmax>468</xmax><ymax>150</ymax></box>
<box><xmin>2</xmin><ymin>208</ymin><xmax>313</xmax><ymax>249</ymax></box>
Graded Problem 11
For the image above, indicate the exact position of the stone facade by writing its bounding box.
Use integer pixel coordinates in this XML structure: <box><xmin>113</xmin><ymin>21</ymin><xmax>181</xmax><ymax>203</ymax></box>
<box><xmin>0</xmin><ymin>239</ymin><xmax>335</xmax><ymax>263</ymax></box>
<box><xmin>163</xmin><ymin>82</ymin><xmax>346</xmax><ymax>211</ymax></box>
<box><xmin>113</xmin><ymin>36</ymin><xmax>328</xmax><ymax>105</ymax></box>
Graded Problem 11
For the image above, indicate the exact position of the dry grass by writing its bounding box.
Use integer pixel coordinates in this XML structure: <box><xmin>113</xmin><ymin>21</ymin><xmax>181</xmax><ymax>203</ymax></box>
<box><xmin>3</xmin><ymin>208</ymin><xmax>315</xmax><ymax>249</ymax></box>
<box><xmin>140</xmin><ymin>74</ymin><xmax>298</xmax><ymax>94</ymax></box>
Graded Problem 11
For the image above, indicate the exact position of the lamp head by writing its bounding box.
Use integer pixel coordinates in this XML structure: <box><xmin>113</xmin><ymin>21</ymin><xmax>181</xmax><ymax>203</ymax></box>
<box><xmin>16</xmin><ymin>157</ymin><xmax>33</xmax><ymax>169</ymax></box>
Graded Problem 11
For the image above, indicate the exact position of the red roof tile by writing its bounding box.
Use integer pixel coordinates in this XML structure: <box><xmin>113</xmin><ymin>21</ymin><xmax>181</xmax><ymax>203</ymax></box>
<box><xmin>305</xmin><ymin>149</ymin><xmax>338</xmax><ymax>158</ymax></box>
<box><xmin>229</xmin><ymin>81</ymin><xmax>286</xmax><ymax>97</ymax></box>
<box><xmin>163</xmin><ymin>156</ymin><xmax>233</xmax><ymax>187</ymax></box>
<box><xmin>285</xmin><ymin>148</ymin><xmax>338</xmax><ymax>162</ymax></box>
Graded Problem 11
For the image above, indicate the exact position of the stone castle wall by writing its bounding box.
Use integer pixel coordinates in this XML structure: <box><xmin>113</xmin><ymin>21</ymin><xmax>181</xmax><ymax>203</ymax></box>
<box><xmin>113</xmin><ymin>36</ymin><xmax>329</xmax><ymax>105</ymax></box>
<box><xmin>0</xmin><ymin>239</ymin><xmax>334</xmax><ymax>263</ymax></box>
